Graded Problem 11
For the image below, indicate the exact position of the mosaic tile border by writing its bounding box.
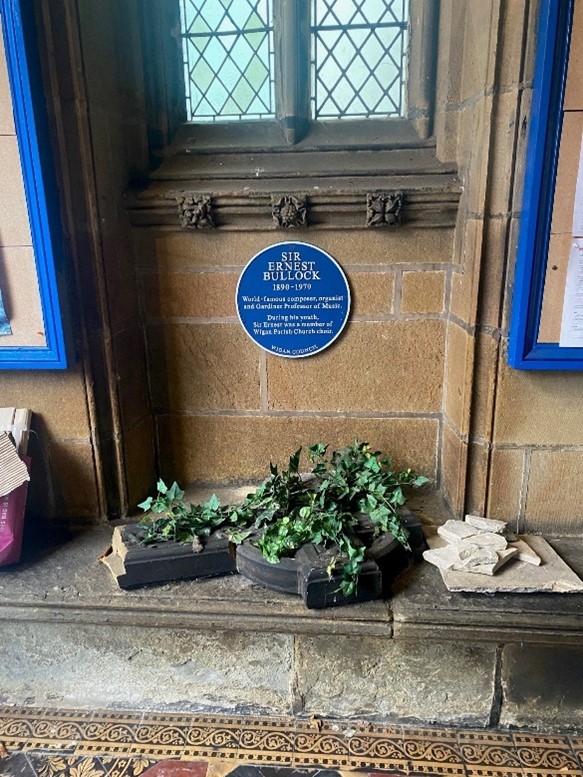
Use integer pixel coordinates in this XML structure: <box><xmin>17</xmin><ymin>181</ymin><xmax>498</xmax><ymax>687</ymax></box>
<box><xmin>1</xmin><ymin>707</ymin><xmax>582</xmax><ymax>777</ymax></box>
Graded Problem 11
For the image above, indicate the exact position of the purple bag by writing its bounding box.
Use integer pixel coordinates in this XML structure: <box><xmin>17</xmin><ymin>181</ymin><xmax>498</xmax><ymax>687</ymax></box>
<box><xmin>0</xmin><ymin>457</ymin><xmax>30</xmax><ymax>566</ymax></box>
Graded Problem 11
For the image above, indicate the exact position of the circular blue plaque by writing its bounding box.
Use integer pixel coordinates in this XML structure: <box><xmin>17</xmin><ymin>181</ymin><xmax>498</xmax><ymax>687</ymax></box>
<box><xmin>236</xmin><ymin>241</ymin><xmax>351</xmax><ymax>358</ymax></box>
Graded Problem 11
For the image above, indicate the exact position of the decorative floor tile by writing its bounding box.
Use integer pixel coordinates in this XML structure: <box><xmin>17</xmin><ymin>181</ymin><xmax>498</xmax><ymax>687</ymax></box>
<box><xmin>511</xmin><ymin>731</ymin><xmax>581</xmax><ymax>776</ymax></box>
<box><xmin>1</xmin><ymin>707</ymin><xmax>583</xmax><ymax>777</ymax></box>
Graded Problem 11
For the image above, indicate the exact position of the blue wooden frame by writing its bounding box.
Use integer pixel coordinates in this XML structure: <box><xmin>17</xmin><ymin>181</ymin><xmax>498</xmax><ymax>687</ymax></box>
<box><xmin>508</xmin><ymin>0</ymin><xmax>582</xmax><ymax>369</ymax></box>
<box><xmin>0</xmin><ymin>0</ymin><xmax>67</xmax><ymax>368</ymax></box>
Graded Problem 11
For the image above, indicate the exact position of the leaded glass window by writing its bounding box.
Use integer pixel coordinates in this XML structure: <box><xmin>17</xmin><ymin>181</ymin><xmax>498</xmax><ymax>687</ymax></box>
<box><xmin>179</xmin><ymin>0</ymin><xmax>275</xmax><ymax>121</ymax></box>
<box><xmin>311</xmin><ymin>0</ymin><xmax>407</xmax><ymax>119</ymax></box>
<box><xmin>179</xmin><ymin>0</ymin><xmax>408</xmax><ymax>125</ymax></box>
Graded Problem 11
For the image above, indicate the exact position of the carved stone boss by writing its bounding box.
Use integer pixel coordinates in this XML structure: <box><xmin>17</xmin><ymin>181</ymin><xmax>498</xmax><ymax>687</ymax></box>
<box><xmin>176</xmin><ymin>193</ymin><xmax>216</xmax><ymax>229</ymax></box>
<box><xmin>366</xmin><ymin>192</ymin><xmax>404</xmax><ymax>228</ymax></box>
<box><xmin>271</xmin><ymin>195</ymin><xmax>307</xmax><ymax>229</ymax></box>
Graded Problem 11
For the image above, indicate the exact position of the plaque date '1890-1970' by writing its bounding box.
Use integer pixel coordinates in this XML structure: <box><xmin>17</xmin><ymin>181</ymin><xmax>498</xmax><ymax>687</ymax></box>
<box><xmin>236</xmin><ymin>242</ymin><xmax>351</xmax><ymax>358</ymax></box>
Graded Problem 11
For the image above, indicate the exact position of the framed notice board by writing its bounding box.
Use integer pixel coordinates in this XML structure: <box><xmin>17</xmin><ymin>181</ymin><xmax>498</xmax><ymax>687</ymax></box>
<box><xmin>0</xmin><ymin>0</ymin><xmax>67</xmax><ymax>369</ymax></box>
<box><xmin>508</xmin><ymin>0</ymin><xmax>583</xmax><ymax>369</ymax></box>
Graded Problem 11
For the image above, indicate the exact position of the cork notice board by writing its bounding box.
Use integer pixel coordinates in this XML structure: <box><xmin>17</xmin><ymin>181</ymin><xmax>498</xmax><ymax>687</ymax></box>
<box><xmin>0</xmin><ymin>1</ymin><xmax>67</xmax><ymax>369</ymax></box>
<box><xmin>509</xmin><ymin>0</ymin><xmax>583</xmax><ymax>369</ymax></box>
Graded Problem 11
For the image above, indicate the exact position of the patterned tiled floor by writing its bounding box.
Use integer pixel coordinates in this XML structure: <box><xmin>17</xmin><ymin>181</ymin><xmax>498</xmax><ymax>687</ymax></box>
<box><xmin>1</xmin><ymin>706</ymin><xmax>582</xmax><ymax>777</ymax></box>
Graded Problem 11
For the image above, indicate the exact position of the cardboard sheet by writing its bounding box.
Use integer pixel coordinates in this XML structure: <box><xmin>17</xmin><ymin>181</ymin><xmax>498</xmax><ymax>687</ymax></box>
<box><xmin>0</xmin><ymin>431</ymin><xmax>29</xmax><ymax>497</ymax></box>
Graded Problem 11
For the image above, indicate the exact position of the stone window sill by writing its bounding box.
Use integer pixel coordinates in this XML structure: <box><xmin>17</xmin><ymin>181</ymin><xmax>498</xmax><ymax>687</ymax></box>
<box><xmin>127</xmin><ymin>123</ymin><xmax>460</xmax><ymax>232</ymax></box>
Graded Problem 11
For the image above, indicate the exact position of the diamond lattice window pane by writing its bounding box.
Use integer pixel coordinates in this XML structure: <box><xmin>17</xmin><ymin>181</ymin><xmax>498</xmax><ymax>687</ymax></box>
<box><xmin>180</xmin><ymin>0</ymin><xmax>274</xmax><ymax>121</ymax></box>
<box><xmin>311</xmin><ymin>0</ymin><xmax>408</xmax><ymax>120</ymax></box>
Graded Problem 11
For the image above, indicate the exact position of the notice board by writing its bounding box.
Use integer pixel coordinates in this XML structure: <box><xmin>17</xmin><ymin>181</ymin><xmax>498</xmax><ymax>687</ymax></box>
<box><xmin>0</xmin><ymin>0</ymin><xmax>67</xmax><ymax>369</ymax></box>
<box><xmin>509</xmin><ymin>0</ymin><xmax>583</xmax><ymax>369</ymax></box>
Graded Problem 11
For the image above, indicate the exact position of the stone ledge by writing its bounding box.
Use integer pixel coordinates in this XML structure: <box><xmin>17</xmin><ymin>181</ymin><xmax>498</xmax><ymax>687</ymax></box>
<box><xmin>1</xmin><ymin>489</ymin><xmax>582</xmax><ymax>645</ymax></box>
<box><xmin>391</xmin><ymin>537</ymin><xmax>583</xmax><ymax>646</ymax></box>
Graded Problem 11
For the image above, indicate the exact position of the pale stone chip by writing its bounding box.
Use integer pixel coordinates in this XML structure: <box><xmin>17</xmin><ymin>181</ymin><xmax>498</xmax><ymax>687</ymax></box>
<box><xmin>458</xmin><ymin>534</ymin><xmax>507</xmax><ymax>554</ymax></box>
<box><xmin>509</xmin><ymin>537</ymin><xmax>542</xmax><ymax>566</ymax></box>
<box><xmin>465</xmin><ymin>514</ymin><xmax>508</xmax><ymax>534</ymax></box>
<box><xmin>437</xmin><ymin>520</ymin><xmax>478</xmax><ymax>543</ymax></box>
<box><xmin>458</xmin><ymin>546</ymin><xmax>499</xmax><ymax>568</ymax></box>
<box><xmin>452</xmin><ymin>546</ymin><xmax>518</xmax><ymax>576</ymax></box>
<box><xmin>422</xmin><ymin>546</ymin><xmax>461</xmax><ymax>571</ymax></box>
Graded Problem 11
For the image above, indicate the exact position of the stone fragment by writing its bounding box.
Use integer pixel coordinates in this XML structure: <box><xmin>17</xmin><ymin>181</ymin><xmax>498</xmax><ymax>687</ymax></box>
<box><xmin>509</xmin><ymin>537</ymin><xmax>542</xmax><ymax>566</ymax></box>
<box><xmin>457</xmin><ymin>534</ymin><xmax>508</xmax><ymax>554</ymax></box>
<box><xmin>465</xmin><ymin>514</ymin><xmax>508</xmax><ymax>534</ymax></box>
<box><xmin>428</xmin><ymin>535</ymin><xmax>583</xmax><ymax>592</ymax></box>
<box><xmin>437</xmin><ymin>520</ymin><xmax>478</xmax><ymax>542</ymax></box>
<box><xmin>458</xmin><ymin>546</ymin><xmax>499</xmax><ymax>568</ymax></box>
<box><xmin>452</xmin><ymin>546</ymin><xmax>518</xmax><ymax>577</ymax></box>
<box><xmin>422</xmin><ymin>545</ymin><xmax>461</xmax><ymax>571</ymax></box>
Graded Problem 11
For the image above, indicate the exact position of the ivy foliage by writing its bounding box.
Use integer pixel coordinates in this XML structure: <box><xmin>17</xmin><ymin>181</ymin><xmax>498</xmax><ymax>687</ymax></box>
<box><xmin>138</xmin><ymin>441</ymin><xmax>429</xmax><ymax>596</ymax></box>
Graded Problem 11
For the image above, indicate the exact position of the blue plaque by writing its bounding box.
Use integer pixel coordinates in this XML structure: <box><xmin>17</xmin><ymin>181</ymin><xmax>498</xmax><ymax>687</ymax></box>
<box><xmin>237</xmin><ymin>241</ymin><xmax>351</xmax><ymax>358</ymax></box>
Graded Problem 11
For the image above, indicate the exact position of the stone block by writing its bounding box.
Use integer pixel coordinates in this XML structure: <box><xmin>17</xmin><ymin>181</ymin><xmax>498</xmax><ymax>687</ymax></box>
<box><xmin>524</xmin><ymin>450</ymin><xmax>583</xmax><ymax>534</ymax></box>
<box><xmin>102</xmin><ymin>227</ymin><xmax>141</xmax><ymax>332</ymax></box>
<box><xmin>463</xmin><ymin>95</ymin><xmax>494</xmax><ymax>217</ymax></box>
<box><xmin>48</xmin><ymin>441</ymin><xmax>100</xmax><ymax>520</ymax></box>
<box><xmin>500</xmin><ymin>644</ymin><xmax>583</xmax><ymax>731</ymax></box>
<box><xmin>478</xmin><ymin>218</ymin><xmax>510</xmax><ymax>329</ymax></box>
<box><xmin>435</xmin><ymin>106</ymin><xmax>459</xmax><ymax>163</ymax></box>
<box><xmin>0</xmin><ymin>369</ymin><xmax>91</xmax><ymax>439</ymax></box>
<box><xmin>444</xmin><ymin>322</ymin><xmax>475</xmax><ymax>436</ymax></box>
<box><xmin>267</xmin><ymin>321</ymin><xmax>445</xmax><ymax>413</ymax></box>
<box><xmin>498</xmin><ymin>0</ymin><xmax>529</xmax><ymax>88</ymax></box>
<box><xmin>487</xmin><ymin>90</ymin><xmax>521</xmax><ymax>217</ymax></box>
<box><xmin>450</xmin><ymin>217</ymin><xmax>484</xmax><ymax>325</ymax></box>
<box><xmin>440</xmin><ymin>424</ymin><xmax>468</xmax><ymax>519</ymax></box>
<box><xmin>459</xmin><ymin>2</ymin><xmax>497</xmax><ymax>103</ymax></box>
<box><xmin>400</xmin><ymin>270</ymin><xmax>445</xmax><ymax>314</ymax></box>
<box><xmin>435</xmin><ymin>0</ymin><xmax>464</xmax><ymax>107</ymax></box>
<box><xmin>465</xmin><ymin>440</ymin><xmax>489</xmax><ymax>516</ymax></box>
<box><xmin>469</xmin><ymin>333</ymin><xmax>498</xmax><ymax>441</ymax></box>
<box><xmin>156</xmin><ymin>415</ymin><xmax>439</xmax><ymax>484</ymax></box>
<box><xmin>493</xmin><ymin>342</ymin><xmax>583</xmax><ymax>446</ymax></box>
<box><xmin>152</xmin><ymin>230</ymin><xmax>454</xmax><ymax>272</ymax></box>
<box><xmin>349</xmin><ymin>271</ymin><xmax>393</xmax><ymax>316</ymax></box>
<box><xmin>123</xmin><ymin>417</ymin><xmax>156</xmax><ymax>512</ymax></box>
<box><xmin>295</xmin><ymin>635</ymin><xmax>497</xmax><ymax>725</ymax></box>
<box><xmin>114</xmin><ymin>324</ymin><xmax>150</xmax><ymax>431</ymax></box>
<box><xmin>142</xmin><ymin>272</ymin><xmax>239</xmax><ymax>319</ymax></box>
<box><xmin>148</xmin><ymin>323</ymin><xmax>261</xmax><ymax>412</ymax></box>
<box><xmin>0</xmin><ymin>622</ymin><xmax>293</xmax><ymax>713</ymax></box>
<box><xmin>487</xmin><ymin>447</ymin><xmax>524</xmax><ymax>525</ymax></box>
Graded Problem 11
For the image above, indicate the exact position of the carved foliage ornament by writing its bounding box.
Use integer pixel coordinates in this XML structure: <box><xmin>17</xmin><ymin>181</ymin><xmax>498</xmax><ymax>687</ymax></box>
<box><xmin>176</xmin><ymin>193</ymin><xmax>215</xmax><ymax>229</ymax></box>
<box><xmin>366</xmin><ymin>192</ymin><xmax>404</xmax><ymax>228</ymax></box>
<box><xmin>271</xmin><ymin>195</ymin><xmax>307</xmax><ymax>229</ymax></box>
